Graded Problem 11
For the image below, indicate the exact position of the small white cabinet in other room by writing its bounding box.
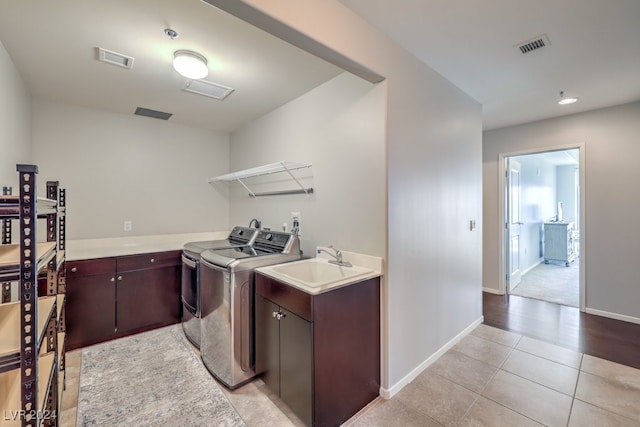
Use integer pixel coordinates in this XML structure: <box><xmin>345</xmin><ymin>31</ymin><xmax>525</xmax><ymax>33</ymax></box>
<box><xmin>544</xmin><ymin>221</ymin><xmax>576</xmax><ymax>266</ymax></box>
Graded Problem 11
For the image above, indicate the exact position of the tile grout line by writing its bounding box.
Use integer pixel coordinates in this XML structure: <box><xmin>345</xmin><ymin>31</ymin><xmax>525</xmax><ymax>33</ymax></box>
<box><xmin>572</xmin><ymin>355</ymin><xmax>640</xmax><ymax>424</ymax></box>
<box><xmin>457</xmin><ymin>332</ymin><xmax>517</xmax><ymax>424</ymax></box>
<box><xmin>514</xmin><ymin>335</ymin><xmax>583</xmax><ymax>369</ymax></box>
<box><xmin>565</xmin><ymin>352</ymin><xmax>584</xmax><ymax>426</ymax></box>
<box><xmin>470</xmin><ymin>333</ymin><xmax>546</xmax><ymax>426</ymax></box>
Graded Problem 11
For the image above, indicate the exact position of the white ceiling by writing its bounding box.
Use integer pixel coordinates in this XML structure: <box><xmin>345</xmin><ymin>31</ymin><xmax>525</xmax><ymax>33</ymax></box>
<box><xmin>0</xmin><ymin>0</ymin><xmax>342</xmax><ymax>132</ymax></box>
<box><xmin>339</xmin><ymin>0</ymin><xmax>640</xmax><ymax>130</ymax></box>
<box><xmin>2</xmin><ymin>1</ymin><xmax>639</xmax><ymax>133</ymax></box>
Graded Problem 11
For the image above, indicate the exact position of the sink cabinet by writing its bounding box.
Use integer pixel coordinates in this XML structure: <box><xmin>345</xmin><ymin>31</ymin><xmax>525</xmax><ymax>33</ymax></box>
<box><xmin>255</xmin><ymin>273</ymin><xmax>380</xmax><ymax>427</ymax></box>
<box><xmin>66</xmin><ymin>251</ymin><xmax>181</xmax><ymax>350</ymax></box>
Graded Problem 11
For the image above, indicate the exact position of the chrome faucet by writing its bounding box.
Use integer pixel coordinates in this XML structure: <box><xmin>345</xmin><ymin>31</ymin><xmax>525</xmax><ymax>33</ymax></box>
<box><xmin>317</xmin><ymin>245</ymin><xmax>352</xmax><ymax>267</ymax></box>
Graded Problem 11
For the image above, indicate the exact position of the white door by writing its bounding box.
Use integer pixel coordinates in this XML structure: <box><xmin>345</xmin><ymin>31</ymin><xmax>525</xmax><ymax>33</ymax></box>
<box><xmin>506</xmin><ymin>158</ymin><xmax>522</xmax><ymax>291</ymax></box>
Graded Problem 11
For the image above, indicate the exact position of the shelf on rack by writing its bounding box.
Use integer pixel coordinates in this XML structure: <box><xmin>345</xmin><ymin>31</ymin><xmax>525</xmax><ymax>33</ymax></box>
<box><xmin>0</xmin><ymin>296</ymin><xmax>56</xmax><ymax>366</ymax></box>
<box><xmin>0</xmin><ymin>196</ymin><xmax>59</xmax><ymax>218</ymax></box>
<box><xmin>208</xmin><ymin>161</ymin><xmax>313</xmax><ymax>197</ymax></box>
<box><xmin>0</xmin><ymin>242</ymin><xmax>57</xmax><ymax>279</ymax></box>
<box><xmin>0</xmin><ymin>352</ymin><xmax>55</xmax><ymax>426</ymax></box>
<box><xmin>1</xmin><ymin>166</ymin><xmax>66</xmax><ymax>421</ymax></box>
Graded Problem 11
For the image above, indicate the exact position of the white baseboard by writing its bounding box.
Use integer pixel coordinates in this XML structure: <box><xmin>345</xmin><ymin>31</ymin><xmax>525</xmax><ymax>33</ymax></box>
<box><xmin>482</xmin><ymin>287</ymin><xmax>503</xmax><ymax>295</ymax></box>
<box><xmin>379</xmin><ymin>316</ymin><xmax>484</xmax><ymax>399</ymax></box>
<box><xmin>585</xmin><ymin>308</ymin><xmax>640</xmax><ymax>325</ymax></box>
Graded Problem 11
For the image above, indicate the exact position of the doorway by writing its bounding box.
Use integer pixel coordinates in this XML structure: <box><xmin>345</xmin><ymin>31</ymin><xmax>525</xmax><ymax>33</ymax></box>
<box><xmin>501</xmin><ymin>147</ymin><xmax>584</xmax><ymax>309</ymax></box>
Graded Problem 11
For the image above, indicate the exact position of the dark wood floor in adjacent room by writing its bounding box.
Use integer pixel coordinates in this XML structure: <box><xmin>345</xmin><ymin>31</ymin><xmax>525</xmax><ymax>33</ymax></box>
<box><xmin>483</xmin><ymin>292</ymin><xmax>640</xmax><ymax>370</ymax></box>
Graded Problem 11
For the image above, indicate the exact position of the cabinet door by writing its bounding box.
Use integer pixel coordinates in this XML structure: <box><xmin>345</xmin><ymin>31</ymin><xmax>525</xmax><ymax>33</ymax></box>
<box><xmin>116</xmin><ymin>265</ymin><xmax>181</xmax><ymax>335</ymax></box>
<box><xmin>255</xmin><ymin>295</ymin><xmax>281</xmax><ymax>395</ymax></box>
<box><xmin>280</xmin><ymin>308</ymin><xmax>313</xmax><ymax>427</ymax></box>
<box><xmin>65</xmin><ymin>272</ymin><xmax>116</xmax><ymax>350</ymax></box>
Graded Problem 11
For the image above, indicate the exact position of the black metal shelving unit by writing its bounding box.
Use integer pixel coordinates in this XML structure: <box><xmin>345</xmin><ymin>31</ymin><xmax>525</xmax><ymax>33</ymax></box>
<box><xmin>0</xmin><ymin>165</ymin><xmax>67</xmax><ymax>427</ymax></box>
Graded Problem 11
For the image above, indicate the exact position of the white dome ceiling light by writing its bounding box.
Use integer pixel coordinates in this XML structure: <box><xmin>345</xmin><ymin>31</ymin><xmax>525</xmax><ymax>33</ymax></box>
<box><xmin>173</xmin><ymin>50</ymin><xmax>209</xmax><ymax>80</ymax></box>
<box><xmin>558</xmin><ymin>90</ymin><xmax>578</xmax><ymax>105</ymax></box>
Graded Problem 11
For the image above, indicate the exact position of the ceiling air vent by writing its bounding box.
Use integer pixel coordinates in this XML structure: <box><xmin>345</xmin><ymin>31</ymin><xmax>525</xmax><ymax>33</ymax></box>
<box><xmin>514</xmin><ymin>34</ymin><xmax>551</xmax><ymax>54</ymax></box>
<box><xmin>97</xmin><ymin>47</ymin><xmax>134</xmax><ymax>69</ymax></box>
<box><xmin>183</xmin><ymin>79</ymin><xmax>235</xmax><ymax>100</ymax></box>
<box><xmin>134</xmin><ymin>107</ymin><xmax>172</xmax><ymax>121</ymax></box>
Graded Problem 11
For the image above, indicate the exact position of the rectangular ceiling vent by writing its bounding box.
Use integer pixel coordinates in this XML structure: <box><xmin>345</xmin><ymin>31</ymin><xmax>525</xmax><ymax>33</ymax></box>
<box><xmin>514</xmin><ymin>34</ymin><xmax>551</xmax><ymax>54</ymax></box>
<box><xmin>97</xmin><ymin>47</ymin><xmax>134</xmax><ymax>69</ymax></box>
<box><xmin>183</xmin><ymin>79</ymin><xmax>235</xmax><ymax>100</ymax></box>
<box><xmin>134</xmin><ymin>107</ymin><xmax>172</xmax><ymax>121</ymax></box>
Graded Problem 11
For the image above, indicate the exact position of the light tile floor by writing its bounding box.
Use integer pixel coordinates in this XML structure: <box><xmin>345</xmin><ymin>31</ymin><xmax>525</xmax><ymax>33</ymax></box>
<box><xmin>347</xmin><ymin>324</ymin><xmax>640</xmax><ymax>426</ymax></box>
<box><xmin>59</xmin><ymin>324</ymin><xmax>640</xmax><ymax>426</ymax></box>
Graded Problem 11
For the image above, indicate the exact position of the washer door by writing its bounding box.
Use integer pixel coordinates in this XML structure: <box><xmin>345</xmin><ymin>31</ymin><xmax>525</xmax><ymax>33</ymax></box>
<box><xmin>181</xmin><ymin>254</ymin><xmax>199</xmax><ymax>315</ymax></box>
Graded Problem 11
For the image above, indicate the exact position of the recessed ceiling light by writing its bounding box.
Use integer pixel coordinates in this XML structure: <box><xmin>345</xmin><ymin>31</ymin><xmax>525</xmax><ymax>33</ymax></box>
<box><xmin>558</xmin><ymin>90</ymin><xmax>578</xmax><ymax>105</ymax></box>
<box><xmin>173</xmin><ymin>50</ymin><xmax>208</xmax><ymax>80</ymax></box>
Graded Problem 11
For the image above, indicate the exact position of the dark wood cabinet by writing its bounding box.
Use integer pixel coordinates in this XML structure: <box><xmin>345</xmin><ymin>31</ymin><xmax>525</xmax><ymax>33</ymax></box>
<box><xmin>65</xmin><ymin>258</ymin><xmax>117</xmax><ymax>350</ymax></box>
<box><xmin>256</xmin><ymin>296</ymin><xmax>314</xmax><ymax>425</ymax></box>
<box><xmin>255</xmin><ymin>273</ymin><xmax>380</xmax><ymax>427</ymax></box>
<box><xmin>115</xmin><ymin>253</ymin><xmax>181</xmax><ymax>335</ymax></box>
<box><xmin>66</xmin><ymin>251</ymin><xmax>181</xmax><ymax>350</ymax></box>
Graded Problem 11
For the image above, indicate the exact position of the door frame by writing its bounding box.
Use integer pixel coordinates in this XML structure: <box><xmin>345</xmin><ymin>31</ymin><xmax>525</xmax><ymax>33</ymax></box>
<box><xmin>506</xmin><ymin>158</ymin><xmax>523</xmax><ymax>291</ymax></box>
<box><xmin>497</xmin><ymin>143</ymin><xmax>586</xmax><ymax>311</ymax></box>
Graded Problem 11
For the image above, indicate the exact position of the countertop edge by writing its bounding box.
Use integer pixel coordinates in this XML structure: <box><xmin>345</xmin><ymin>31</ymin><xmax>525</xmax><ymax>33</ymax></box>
<box><xmin>256</xmin><ymin>268</ymin><xmax>382</xmax><ymax>296</ymax></box>
<box><xmin>66</xmin><ymin>231</ymin><xmax>229</xmax><ymax>261</ymax></box>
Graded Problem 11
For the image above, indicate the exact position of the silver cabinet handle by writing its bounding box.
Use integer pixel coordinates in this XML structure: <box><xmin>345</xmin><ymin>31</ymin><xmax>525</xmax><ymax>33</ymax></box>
<box><xmin>150</xmin><ymin>258</ymin><xmax>155</xmax><ymax>263</ymax></box>
<box><xmin>71</xmin><ymin>267</ymin><xmax>77</xmax><ymax>273</ymax></box>
<box><xmin>110</xmin><ymin>277</ymin><xmax>115</xmax><ymax>282</ymax></box>
<box><xmin>117</xmin><ymin>276</ymin><xmax>123</xmax><ymax>281</ymax></box>
<box><xmin>272</xmin><ymin>311</ymin><xmax>285</xmax><ymax>320</ymax></box>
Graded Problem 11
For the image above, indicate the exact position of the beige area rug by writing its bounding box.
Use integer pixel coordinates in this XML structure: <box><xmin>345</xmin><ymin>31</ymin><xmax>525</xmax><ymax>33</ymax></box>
<box><xmin>510</xmin><ymin>258</ymin><xmax>579</xmax><ymax>307</ymax></box>
<box><xmin>76</xmin><ymin>325</ymin><xmax>246</xmax><ymax>427</ymax></box>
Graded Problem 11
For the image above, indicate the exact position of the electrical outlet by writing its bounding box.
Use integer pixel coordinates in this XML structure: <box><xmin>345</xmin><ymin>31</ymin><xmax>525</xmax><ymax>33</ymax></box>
<box><xmin>124</xmin><ymin>221</ymin><xmax>132</xmax><ymax>232</ymax></box>
<box><xmin>291</xmin><ymin>211</ymin><xmax>301</xmax><ymax>235</ymax></box>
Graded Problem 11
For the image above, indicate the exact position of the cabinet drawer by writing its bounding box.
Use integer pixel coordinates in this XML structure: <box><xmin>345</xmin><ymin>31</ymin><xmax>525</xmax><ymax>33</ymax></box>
<box><xmin>67</xmin><ymin>258</ymin><xmax>116</xmax><ymax>277</ymax></box>
<box><xmin>256</xmin><ymin>273</ymin><xmax>312</xmax><ymax>322</ymax></box>
<box><xmin>116</xmin><ymin>251</ymin><xmax>181</xmax><ymax>271</ymax></box>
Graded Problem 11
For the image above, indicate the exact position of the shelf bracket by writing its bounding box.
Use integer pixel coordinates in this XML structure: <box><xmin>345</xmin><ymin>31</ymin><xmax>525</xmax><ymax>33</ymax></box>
<box><xmin>281</xmin><ymin>162</ymin><xmax>311</xmax><ymax>196</ymax></box>
<box><xmin>235</xmin><ymin>177</ymin><xmax>256</xmax><ymax>198</ymax></box>
<box><xmin>208</xmin><ymin>161</ymin><xmax>313</xmax><ymax>198</ymax></box>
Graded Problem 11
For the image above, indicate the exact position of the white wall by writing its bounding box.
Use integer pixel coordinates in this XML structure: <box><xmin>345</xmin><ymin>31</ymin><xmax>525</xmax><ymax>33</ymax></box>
<box><xmin>511</xmin><ymin>155</ymin><xmax>557</xmax><ymax>271</ymax></box>
<box><xmin>207</xmin><ymin>0</ymin><xmax>483</xmax><ymax>393</ymax></box>
<box><xmin>484</xmin><ymin>101</ymin><xmax>640</xmax><ymax>321</ymax></box>
<box><xmin>228</xmin><ymin>72</ymin><xmax>386</xmax><ymax>258</ymax></box>
<box><xmin>31</xmin><ymin>99</ymin><xmax>231</xmax><ymax>239</ymax></box>
<box><xmin>0</xmin><ymin>39</ymin><xmax>31</xmax><ymax>189</ymax></box>
<box><xmin>557</xmin><ymin>165</ymin><xmax>578</xmax><ymax>224</ymax></box>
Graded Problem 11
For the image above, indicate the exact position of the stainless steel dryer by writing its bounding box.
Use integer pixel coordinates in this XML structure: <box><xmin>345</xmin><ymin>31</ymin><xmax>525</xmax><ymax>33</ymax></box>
<box><xmin>181</xmin><ymin>226</ymin><xmax>258</xmax><ymax>347</ymax></box>
<box><xmin>199</xmin><ymin>231</ymin><xmax>301</xmax><ymax>388</ymax></box>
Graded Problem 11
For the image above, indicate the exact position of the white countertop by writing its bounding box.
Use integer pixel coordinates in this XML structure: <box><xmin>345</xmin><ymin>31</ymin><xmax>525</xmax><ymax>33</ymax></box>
<box><xmin>66</xmin><ymin>231</ymin><xmax>230</xmax><ymax>261</ymax></box>
<box><xmin>256</xmin><ymin>247</ymin><xmax>384</xmax><ymax>295</ymax></box>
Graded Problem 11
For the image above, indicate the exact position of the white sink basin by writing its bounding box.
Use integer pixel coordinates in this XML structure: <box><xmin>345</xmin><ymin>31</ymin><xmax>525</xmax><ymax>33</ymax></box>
<box><xmin>260</xmin><ymin>258</ymin><xmax>374</xmax><ymax>294</ymax></box>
